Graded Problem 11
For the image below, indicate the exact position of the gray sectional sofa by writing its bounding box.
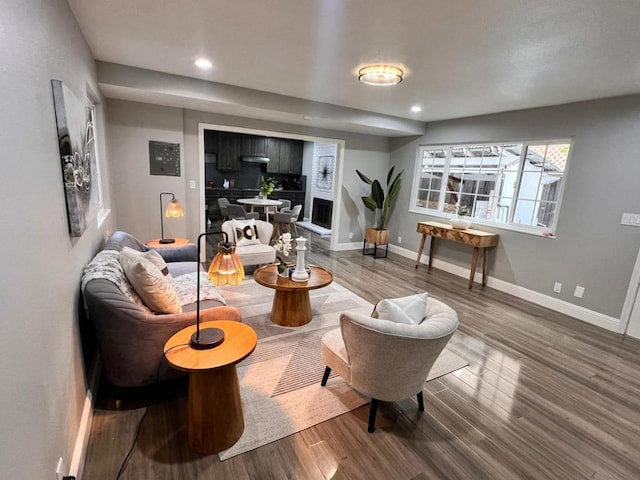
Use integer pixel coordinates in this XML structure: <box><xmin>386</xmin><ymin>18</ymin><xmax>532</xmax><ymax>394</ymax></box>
<box><xmin>82</xmin><ymin>231</ymin><xmax>241</xmax><ymax>388</ymax></box>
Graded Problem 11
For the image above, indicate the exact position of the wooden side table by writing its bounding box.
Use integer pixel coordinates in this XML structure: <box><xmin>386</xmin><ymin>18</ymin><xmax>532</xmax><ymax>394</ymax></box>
<box><xmin>146</xmin><ymin>237</ymin><xmax>191</xmax><ymax>248</ymax></box>
<box><xmin>415</xmin><ymin>221</ymin><xmax>499</xmax><ymax>289</ymax></box>
<box><xmin>164</xmin><ymin>320</ymin><xmax>257</xmax><ymax>454</ymax></box>
<box><xmin>253</xmin><ymin>264</ymin><xmax>333</xmax><ymax>327</ymax></box>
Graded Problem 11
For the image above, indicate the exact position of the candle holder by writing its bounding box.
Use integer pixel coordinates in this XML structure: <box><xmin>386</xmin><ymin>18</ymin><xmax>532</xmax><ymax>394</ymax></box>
<box><xmin>291</xmin><ymin>237</ymin><xmax>309</xmax><ymax>282</ymax></box>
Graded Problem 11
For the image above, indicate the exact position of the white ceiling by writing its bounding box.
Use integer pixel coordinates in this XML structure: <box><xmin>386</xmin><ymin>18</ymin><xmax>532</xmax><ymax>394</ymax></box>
<box><xmin>68</xmin><ymin>0</ymin><xmax>640</xmax><ymax>136</ymax></box>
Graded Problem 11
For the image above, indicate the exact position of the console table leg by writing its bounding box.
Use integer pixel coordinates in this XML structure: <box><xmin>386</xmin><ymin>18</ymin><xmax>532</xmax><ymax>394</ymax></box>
<box><xmin>469</xmin><ymin>247</ymin><xmax>479</xmax><ymax>289</ymax></box>
<box><xmin>416</xmin><ymin>233</ymin><xmax>427</xmax><ymax>268</ymax></box>
<box><xmin>428</xmin><ymin>237</ymin><xmax>436</xmax><ymax>270</ymax></box>
<box><xmin>482</xmin><ymin>248</ymin><xmax>489</xmax><ymax>286</ymax></box>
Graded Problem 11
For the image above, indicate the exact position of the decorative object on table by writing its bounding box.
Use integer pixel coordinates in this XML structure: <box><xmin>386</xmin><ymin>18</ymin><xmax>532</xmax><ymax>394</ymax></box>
<box><xmin>260</xmin><ymin>176</ymin><xmax>276</xmax><ymax>199</ymax></box>
<box><xmin>356</xmin><ymin>166</ymin><xmax>403</xmax><ymax>258</ymax></box>
<box><xmin>223</xmin><ymin>179</ymin><xmax>230</xmax><ymax>189</ymax></box>
<box><xmin>158</xmin><ymin>192</ymin><xmax>185</xmax><ymax>244</ymax></box>
<box><xmin>291</xmin><ymin>236</ymin><xmax>310</xmax><ymax>282</ymax></box>
<box><xmin>192</xmin><ymin>231</ymin><xmax>244</xmax><ymax>349</ymax></box>
<box><xmin>449</xmin><ymin>203</ymin><xmax>472</xmax><ymax>230</ymax></box>
<box><xmin>273</xmin><ymin>232</ymin><xmax>293</xmax><ymax>277</ymax></box>
<box><xmin>51</xmin><ymin>79</ymin><xmax>100</xmax><ymax>238</ymax></box>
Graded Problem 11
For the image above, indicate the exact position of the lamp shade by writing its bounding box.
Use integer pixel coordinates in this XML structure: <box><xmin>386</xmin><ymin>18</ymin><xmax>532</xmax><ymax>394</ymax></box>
<box><xmin>165</xmin><ymin>198</ymin><xmax>184</xmax><ymax>217</ymax></box>
<box><xmin>358</xmin><ymin>64</ymin><xmax>403</xmax><ymax>86</ymax></box>
<box><xmin>208</xmin><ymin>241</ymin><xmax>245</xmax><ymax>286</ymax></box>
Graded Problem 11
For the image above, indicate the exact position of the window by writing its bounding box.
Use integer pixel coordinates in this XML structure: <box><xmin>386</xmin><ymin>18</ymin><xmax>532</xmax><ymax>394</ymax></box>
<box><xmin>411</xmin><ymin>140</ymin><xmax>571</xmax><ymax>234</ymax></box>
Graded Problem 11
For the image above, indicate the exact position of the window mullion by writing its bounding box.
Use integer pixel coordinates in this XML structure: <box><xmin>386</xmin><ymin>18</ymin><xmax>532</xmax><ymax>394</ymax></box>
<box><xmin>438</xmin><ymin>147</ymin><xmax>452</xmax><ymax>214</ymax></box>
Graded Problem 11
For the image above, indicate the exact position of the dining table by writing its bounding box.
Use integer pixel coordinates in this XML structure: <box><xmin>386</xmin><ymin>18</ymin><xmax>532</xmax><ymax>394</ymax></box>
<box><xmin>237</xmin><ymin>198</ymin><xmax>282</xmax><ymax>222</ymax></box>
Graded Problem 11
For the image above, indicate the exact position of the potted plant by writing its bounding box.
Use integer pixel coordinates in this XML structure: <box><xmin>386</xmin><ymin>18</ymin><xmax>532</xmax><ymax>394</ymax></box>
<box><xmin>273</xmin><ymin>232</ymin><xmax>293</xmax><ymax>276</ymax></box>
<box><xmin>356</xmin><ymin>166</ymin><xmax>403</xmax><ymax>246</ymax></box>
<box><xmin>260</xmin><ymin>176</ymin><xmax>276</xmax><ymax>199</ymax></box>
<box><xmin>450</xmin><ymin>203</ymin><xmax>472</xmax><ymax>229</ymax></box>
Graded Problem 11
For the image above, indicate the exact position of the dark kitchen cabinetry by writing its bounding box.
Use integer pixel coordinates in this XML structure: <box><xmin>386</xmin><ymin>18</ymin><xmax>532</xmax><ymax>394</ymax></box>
<box><xmin>241</xmin><ymin>135</ymin><xmax>267</xmax><ymax>157</ymax></box>
<box><xmin>266</xmin><ymin>138</ymin><xmax>303</xmax><ymax>174</ymax></box>
<box><xmin>217</xmin><ymin>132</ymin><xmax>242</xmax><ymax>171</ymax></box>
<box><xmin>204</xmin><ymin>130</ymin><xmax>218</xmax><ymax>153</ymax></box>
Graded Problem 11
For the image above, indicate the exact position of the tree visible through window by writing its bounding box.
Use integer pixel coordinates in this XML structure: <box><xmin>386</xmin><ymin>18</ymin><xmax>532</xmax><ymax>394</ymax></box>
<box><xmin>412</xmin><ymin>141</ymin><xmax>571</xmax><ymax>233</ymax></box>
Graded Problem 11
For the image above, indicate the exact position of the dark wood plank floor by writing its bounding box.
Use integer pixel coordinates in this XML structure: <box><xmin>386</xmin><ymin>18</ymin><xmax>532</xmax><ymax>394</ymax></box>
<box><xmin>83</xmin><ymin>229</ymin><xmax>640</xmax><ymax>479</ymax></box>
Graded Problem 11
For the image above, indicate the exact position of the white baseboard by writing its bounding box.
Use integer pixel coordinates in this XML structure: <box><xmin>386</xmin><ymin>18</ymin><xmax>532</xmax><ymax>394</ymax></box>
<box><xmin>70</xmin><ymin>355</ymin><xmax>101</xmax><ymax>479</ymax></box>
<box><xmin>335</xmin><ymin>241</ymin><xmax>621</xmax><ymax>332</ymax></box>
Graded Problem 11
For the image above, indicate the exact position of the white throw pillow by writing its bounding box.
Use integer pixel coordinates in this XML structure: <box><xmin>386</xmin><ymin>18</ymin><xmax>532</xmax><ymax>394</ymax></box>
<box><xmin>119</xmin><ymin>248</ymin><xmax>181</xmax><ymax>314</ymax></box>
<box><xmin>120</xmin><ymin>247</ymin><xmax>171</xmax><ymax>277</ymax></box>
<box><xmin>375</xmin><ymin>292</ymin><xmax>428</xmax><ymax>325</ymax></box>
<box><xmin>232</xmin><ymin>219</ymin><xmax>261</xmax><ymax>247</ymax></box>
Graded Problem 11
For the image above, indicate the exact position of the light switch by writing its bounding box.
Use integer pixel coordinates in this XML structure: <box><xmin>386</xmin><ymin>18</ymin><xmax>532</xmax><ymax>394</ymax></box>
<box><xmin>189</xmin><ymin>180</ymin><xmax>196</xmax><ymax>189</ymax></box>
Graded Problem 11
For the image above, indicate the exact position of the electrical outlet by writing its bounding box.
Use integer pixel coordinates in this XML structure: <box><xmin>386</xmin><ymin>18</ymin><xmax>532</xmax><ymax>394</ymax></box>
<box><xmin>397</xmin><ymin>236</ymin><xmax>402</xmax><ymax>244</ymax></box>
<box><xmin>574</xmin><ymin>286</ymin><xmax>585</xmax><ymax>298</ymax></box>
<box><xmin>553</xmin><ymin>282</ymin><xmax>562</xmax><ymax>293</ymax></box>
<box><xmin>349</xmin><ymin>232</ymin><xmax>353</xmax><ymax>239</ymax></box>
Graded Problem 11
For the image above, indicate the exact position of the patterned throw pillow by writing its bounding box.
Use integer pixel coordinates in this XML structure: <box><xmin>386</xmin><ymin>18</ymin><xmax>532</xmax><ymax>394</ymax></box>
<box><xmin>119</xmin><ymin>248</ymin><xmax>182</xmax><ymax>314</ymax></box>
<box><xmin>375</xmin><ymin>292</ymin><xmax>428</xmax><ymax>325</ymax></box>
<box><xmin>232</xmin><ymin>219</ymin><xmax>261</xmax><ymax>247</ymax></box>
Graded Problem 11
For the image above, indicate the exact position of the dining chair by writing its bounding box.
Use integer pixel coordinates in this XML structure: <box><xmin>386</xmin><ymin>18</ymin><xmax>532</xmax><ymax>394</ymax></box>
<box><xmin>273</xmin><ymin>204</ymin><xmax>302</xmax><ymax>237</ymax></box>
<box><xmin>226</xmin><ymin>204</ymin><xmax>259</xmax><ymax>220</ymax></box>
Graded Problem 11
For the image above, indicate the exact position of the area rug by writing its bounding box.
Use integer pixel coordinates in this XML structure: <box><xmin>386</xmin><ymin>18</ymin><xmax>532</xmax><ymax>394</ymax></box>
<box><xmin>217</xmin><ymin>279</ymin><xmax>468</xmax><ymax>460</ymax></box>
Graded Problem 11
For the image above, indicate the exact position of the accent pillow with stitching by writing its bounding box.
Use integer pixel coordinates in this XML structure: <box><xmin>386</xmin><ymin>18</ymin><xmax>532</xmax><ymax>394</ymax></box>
<box><xmin>119</xmin><ymin>249</ymin><xmax>181</xmax><ymax>314</ymax></box>
<box><xmin>120</xmin><ymin>246</ymin><xmax>171</xmax><ymax>277</ymax></box>
<box><xmin>375</xmin><ymin>292</ymin><xmax>428</xmax><ymax>325</ymax></box>
<box><xmin>232</xmin><ymin>219</ymin><xmax>261</xmax><ymax>246</ymax></box>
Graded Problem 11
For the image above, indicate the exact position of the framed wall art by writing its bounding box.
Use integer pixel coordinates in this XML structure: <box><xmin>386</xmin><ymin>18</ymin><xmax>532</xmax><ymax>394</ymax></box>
<box><xmin>316</xmin><ymin>155</ymin><xmax>334</xmax><ymax>191</ymax></box>
<box><xmin>51</xmin><ymin>79</ymin><xmax>98</xmax><ymax>237</ymax></box>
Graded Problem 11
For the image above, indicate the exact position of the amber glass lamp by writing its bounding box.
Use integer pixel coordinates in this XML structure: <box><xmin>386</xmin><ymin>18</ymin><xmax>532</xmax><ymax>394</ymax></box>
<box><xmin>159</xmin><ymin>192</ymin><xmax>185</xmax><ymax>244</ymax></box>
<box><xmin>191</xmin><ymin>231</ymin><xmax>244</xmax><ymax>350</ymax></box>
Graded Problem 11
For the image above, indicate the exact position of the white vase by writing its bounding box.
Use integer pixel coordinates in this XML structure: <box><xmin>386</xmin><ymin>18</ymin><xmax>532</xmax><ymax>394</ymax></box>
<box><xmin>450</xmin><ymin>216</ymin><xmax>471</xmax><ymax>230</ymax></box>
<box><xmin>291</xmin><ymin>237</ymin><xmax>309</xmax><ymax>282</ymax></box>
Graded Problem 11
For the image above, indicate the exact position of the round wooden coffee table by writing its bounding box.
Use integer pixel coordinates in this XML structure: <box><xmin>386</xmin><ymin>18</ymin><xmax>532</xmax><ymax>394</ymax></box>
<box><xmin>164</xmin><ymin>320</ymin><xmax>257</xmax><ymax>454</ymax></box>
<box><xmin>253</xmin><ymin>264</ymin><xmax>333</xmax><ymax>327</ymax></box>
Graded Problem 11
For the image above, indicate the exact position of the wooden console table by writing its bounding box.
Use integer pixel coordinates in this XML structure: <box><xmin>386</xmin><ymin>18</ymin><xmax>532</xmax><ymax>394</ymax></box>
<box><xmin>415</xmin><ymin>221</ymin><xmax>499</xmax><ymax>289</ymax></box>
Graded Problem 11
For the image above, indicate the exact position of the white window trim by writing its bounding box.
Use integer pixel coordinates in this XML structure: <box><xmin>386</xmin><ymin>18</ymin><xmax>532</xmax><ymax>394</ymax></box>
<box><xmin>408</xmin><ymin>138</ymin><xmax>574</xmax><ymax>237</ymax></box>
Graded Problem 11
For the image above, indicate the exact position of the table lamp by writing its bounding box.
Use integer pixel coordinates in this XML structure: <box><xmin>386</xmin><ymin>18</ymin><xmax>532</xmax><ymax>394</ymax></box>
<box><xmin>191</xmin><ymin>231</ymin><xmax>245</xmax><ymax>350</ymax></box>
<box><xmin>159</xmin><ymin>192</ymin><xmax>184</xmax><ymax>244</ymax></box>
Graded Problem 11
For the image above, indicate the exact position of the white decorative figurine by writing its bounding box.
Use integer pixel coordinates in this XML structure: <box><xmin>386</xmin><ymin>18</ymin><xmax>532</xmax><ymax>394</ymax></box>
<box><xmin>291</xmin><ymin>236</ymin><xmax>309</xmax><ymax>282</ymax></box>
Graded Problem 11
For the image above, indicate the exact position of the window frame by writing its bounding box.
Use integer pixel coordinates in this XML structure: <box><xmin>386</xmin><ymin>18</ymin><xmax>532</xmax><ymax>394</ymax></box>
<box><xmin>408</xmin><ymin>138</ymin><xmax>574</xmax><ymax>236</ymax></box>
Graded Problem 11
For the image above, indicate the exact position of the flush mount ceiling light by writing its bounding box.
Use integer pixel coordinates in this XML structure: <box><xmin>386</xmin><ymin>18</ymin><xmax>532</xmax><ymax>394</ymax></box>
<box><xmin>358</xmin><ymin>64</ymin><xmax>403</xmax><ymax>86</ymax></box>
<box><xmin>411</xmin><ymin>105</ymin><xmax>422</xmax><ymax>113</ymax></box>
<box><xmin>194</xmin><ymin>57</ymin><xmax>213</xmax><ymax>70</ymax></box>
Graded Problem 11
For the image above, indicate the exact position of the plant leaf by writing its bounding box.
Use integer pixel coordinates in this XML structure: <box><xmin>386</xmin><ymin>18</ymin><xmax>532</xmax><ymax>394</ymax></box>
<box><xmin>386</xmin><ymin>166</ymin><xmax>395</xmax><ymax>186</ymax></box>
<box><xmin>371</xmin><ymin>180</ymin><xmax>384</xmax><ymax>209</ymax></box>
<box><xmin>362</xmin><ymin>196</ymin><xmax>377</xmax><ymax>211</ymax></box>
<box><xmin>356</xmin><ymin>170</ymin><xmax>372</xmax><ymax>185</ymax></box>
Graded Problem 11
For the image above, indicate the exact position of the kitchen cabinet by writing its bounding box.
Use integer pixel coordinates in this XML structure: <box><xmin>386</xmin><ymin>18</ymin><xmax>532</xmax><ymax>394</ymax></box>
<box><xmin>204</xmin><ymin>130</ymin><xmax>218</xmax><ymax>153</ymax></box>
<box><xmin>266</xmin><ymin>138</ymin><xmax>303</xmax><ymax>174</ymax></box>
<box><xmin>217</xmin><ymin>132</ymin><xmax>242</xmax><ymax>171</ymax></box>
<box><xmin>241</xmin><ymin>135</ymin><xmax>267</xmax><ymax>157</ymax></box>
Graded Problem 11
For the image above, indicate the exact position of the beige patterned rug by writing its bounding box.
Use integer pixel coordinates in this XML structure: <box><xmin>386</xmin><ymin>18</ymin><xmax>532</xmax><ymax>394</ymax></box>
<box><xmin>218</xmin><ymin>279</ymin><xmax>468</xmax><ymax>460</ymax></box>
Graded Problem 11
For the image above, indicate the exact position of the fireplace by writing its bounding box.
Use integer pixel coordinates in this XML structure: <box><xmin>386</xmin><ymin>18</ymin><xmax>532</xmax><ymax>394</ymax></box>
<box><xmin>312</xmin><ymin>197</ymin><xmax>333</xmax><ymax>229</ymax></box>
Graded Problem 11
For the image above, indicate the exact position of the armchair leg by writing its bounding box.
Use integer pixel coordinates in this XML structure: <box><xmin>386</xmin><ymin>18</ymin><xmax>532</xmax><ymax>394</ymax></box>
<box><xmin>321</xmin><ymin>366</ymin><xmax>331</xmax><ymax>386</ymax></box>
<box><xmin>417</xmin><ymin>391</ymin><xmax>424</xmax><ymax>411</ymax></box>
<box><xmin>368</xmin><ymin>398</ymin><xmax>379</xmax><ymax>433</ymax></box>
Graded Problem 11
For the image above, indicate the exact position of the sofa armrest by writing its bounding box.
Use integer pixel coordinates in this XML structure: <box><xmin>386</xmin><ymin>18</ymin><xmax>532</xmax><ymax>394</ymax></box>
<box><xmin>151</xmin><ymin>244</ymin><xmax>198</xmax><ymax>263</ymax></box>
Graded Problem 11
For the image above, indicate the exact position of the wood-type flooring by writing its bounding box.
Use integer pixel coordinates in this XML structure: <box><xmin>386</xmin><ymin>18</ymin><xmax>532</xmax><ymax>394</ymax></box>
<box><xmin>83</xmin><ymin>230</ymin><xmax>640</xmax><ymax>479</ymax></box>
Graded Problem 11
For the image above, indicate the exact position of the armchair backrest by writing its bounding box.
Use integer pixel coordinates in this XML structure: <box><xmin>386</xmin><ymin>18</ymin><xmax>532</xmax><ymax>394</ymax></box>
<box><xmin>221</xmin><ymin>220</ymin><xmax>273</xmax><ymax>246</ymax></box>
<box><xmin>278</xmin><ymin>199</ymin><xmax>291</xmax><ymax>211</ymax></box>
<box><xmin>218</xmin><ymin>197</ymin><xmax>230</xmax><ymax>216</ymax></box>
<box><xmin>339</xmin><ymin>298</ymin><xmax>458</xmax><ymax>401</ymax></box>
<box><xmin>289</xmin><ymin>204</ymin><xmax>302</xmax><ymax>221</ymax></box>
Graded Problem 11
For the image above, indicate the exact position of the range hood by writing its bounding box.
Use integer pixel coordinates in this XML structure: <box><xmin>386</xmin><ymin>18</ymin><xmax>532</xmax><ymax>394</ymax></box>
<box><xmin>242</xmin><ymin>155</ymin><xmax>270</xmax><ymax>163</ymax></box>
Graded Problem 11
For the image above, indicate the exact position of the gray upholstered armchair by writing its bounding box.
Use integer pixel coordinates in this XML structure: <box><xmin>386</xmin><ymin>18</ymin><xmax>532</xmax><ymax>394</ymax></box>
<box><xmin>320</xmin><ymin>294</ymin><xmax>459</xmax><ymax>432</ymax></box>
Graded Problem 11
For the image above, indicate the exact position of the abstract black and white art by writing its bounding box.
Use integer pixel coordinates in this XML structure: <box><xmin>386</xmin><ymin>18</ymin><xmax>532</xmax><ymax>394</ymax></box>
<box><xmin>51</xmin><ymin>80</ymin><xmax>98</xmax><ymax>237</ymax></box>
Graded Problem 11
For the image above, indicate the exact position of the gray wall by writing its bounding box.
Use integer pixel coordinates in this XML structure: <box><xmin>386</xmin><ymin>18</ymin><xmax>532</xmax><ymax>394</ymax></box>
<box><xmin>0</xmin><ymin>1</ymin><xmax>113</xmax><ymax>478</ymax></box>
<box><xmin>106</xmin><ymin>100</ymin><xmax>390</xmax><ymax>246</ymax></box>
<box><xmin>389</xmin><ymin>95</ymin><xmax>640</xmax><ymax>318</ymax></box>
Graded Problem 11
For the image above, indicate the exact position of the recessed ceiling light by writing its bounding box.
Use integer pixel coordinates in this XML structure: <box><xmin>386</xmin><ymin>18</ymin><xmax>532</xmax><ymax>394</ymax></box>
<box><xmin>194</xmin><ymin>58</ymin><xmax>213</xmax><ymax>70</ymax></box>
<box><xmin>358</xmin><ymin>64</ymin><xmax>403</xmax><ymax>86</ymax></box>
<box><xmin>411</xmin><ymin>105</ymin><xmax>422</xmax><ymax>113</ymax></box>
